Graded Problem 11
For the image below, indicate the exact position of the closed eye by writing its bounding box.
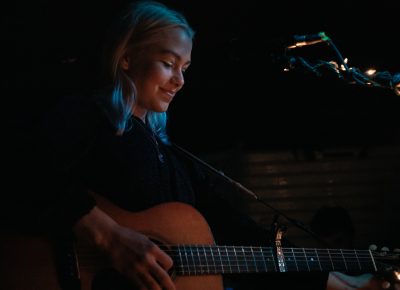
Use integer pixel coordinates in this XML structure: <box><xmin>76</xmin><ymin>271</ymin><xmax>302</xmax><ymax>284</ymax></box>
<box><xmin>162</xmin><ymin>61</ymin><xmax>174</xmax><ymax>68</ymax></box>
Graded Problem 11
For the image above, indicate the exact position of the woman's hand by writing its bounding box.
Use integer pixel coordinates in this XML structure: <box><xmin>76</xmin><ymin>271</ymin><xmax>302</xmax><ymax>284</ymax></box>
<box><xmin>328</xmin><ymin>271</ymin><xmax>399</xmax><ymax>290</ymax></box>
<box><xmin>74</xmin><ymin>206</ymin><xmax>176</xmax><ymax>290</ymax></box>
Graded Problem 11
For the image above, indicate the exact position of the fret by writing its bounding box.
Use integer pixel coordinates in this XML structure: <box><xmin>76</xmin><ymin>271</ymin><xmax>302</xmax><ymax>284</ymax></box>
<box><xmin>231</xmin><ymin>247</ymin><xmax>238</xmax><ymax>272</ymax></box>
<box><xmin>259</xmin><ymin>247</ymin><xmax>270</xmax><ymax>272</ymax></box>
<box><xmin>304</xmin><ymin>248</ymin><xmax>322</xmax><ymax>271</ymax></box>
<box><xmin>329</xmin><ymin>249</ymin><xmax>347</xmax><ymax>271</ymax></box>
<box><xmin>173</xmin><ymin>246</ymin><xmax>182</xmax><ymax>274</ymax></box>
<box><xmin>249</xmin><ymin>247</ymin><xmax>273</xmax><ymax>272</ymax></box>
<box><xmin>209</xmin><ymin>245</ymin><xmax>216</xmax><ymax>273</ymax></box>
<box><xmin>260</xmin><ymin>247</ymin><xmax>278</xmax><ymax>272</ymax></box>
<box><xmin>357</xmin><ymin>250</ymin><xmax>376</xmax><ymax>272</ymax></box>
<box><xmin>315</xmin><ymin>248</ymin><xmax>322</xmax><ymax>271</ymax></box>
<box><xmin>217</xmin><ymin>247</ymin><xmax>225</xmax><ymax>273</ymax></box>
<box><xmin>367</xmin><ymin>250</ymin><xmax>377</xmax><ymax>272</ymax></box>
<box><xmin>231</xmin><ymin>246</ymin><xmax>242</xmax><ymax>273</ymax></box>
<box><xmin>250</xmin><ymin>247</ymin><xmax>258</xmax><ymax>272</ymax></box>
<box><xmin>192</xmin><ymin>246</ymin><xmax>199</xmax><ymax>274</ymax></box>
<box><xmin>254</xmin><ymin>247</ymin><xmax>266</xmax><ymax>272</ymax></box>
<box><xmin>240</xmin><ymin>247</ymin><xmax>250</xmax><ymax>273</ymax></box>
<box><xmin>340</xmin><ymin>249</ymin><xmax>348</xmax><ymax>271</ymax></box>
<box><xmin>224</xmin><ymin>246</ymin><xmax>233</xmax><ymax>273</ymax></box>
<box><xmin>303</xmin><ymin>248</ymin><xmax>311</xmax><ymax>271</ymax></box>
<box><xmin>196</xmin><ymin>246</ymin><xmax>210</xmax><ymax>274</ymax></box>
<box><xmin>342</xmin><ymin>249</ymin><xmax>360</xmax><ymax>272</ymax></box>
<box><xmin>177</xmin><ymin>245</ymin><xmax>184</xmax><ymax>274</ymax></box>
<box><xmin>316</xmin><ymin>249</ymin><xmax>334</xmax><ymax>271</ymax></box>
<box><xmin>354</xmin><ymin>249</ymin><xmax>362</xmax><ymax>270</ymax></box>
<box><xmin>282</xmin><ymin>248</ymin><xmax>297</xmax><ymax>272</ymax></box>
<box><xmin>291</xmin><ymin>248</ymin><xmax>299</xmax><ymax>271</ymax></box>
<box><xmin>183</xmin><ymin>245</ymin><xmax>190</xmax><ymax>274</ymax></box>
<box><xmin>241</xmin><ymin>247</ymin><xmax>250</xmax><ymax>273</ymax></box>
<box><xmin>287</xmin><ymin>248</ymin><xmax>309</xmax><ymax>271</ymax></box>
<box><xmin>189</xmin><ymin>245</ymin><xmax>196</xmax><ymax>274</ymax></box>
<box><xmin>261</xmin><ymin>248</ymin><xmax>273</xmax><ymax>271</ymax></box>
<box><xmin>203</xmin><ymin>246</ymin><xmax>210</xmax><ymax>274</ymax></box>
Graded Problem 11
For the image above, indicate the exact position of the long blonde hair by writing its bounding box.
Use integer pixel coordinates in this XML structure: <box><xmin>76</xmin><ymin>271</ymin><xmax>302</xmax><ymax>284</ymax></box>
<box><xmin>102</xmin><ymin>1</ymin><xmax>194</xmax><ymax>142</ymax></box>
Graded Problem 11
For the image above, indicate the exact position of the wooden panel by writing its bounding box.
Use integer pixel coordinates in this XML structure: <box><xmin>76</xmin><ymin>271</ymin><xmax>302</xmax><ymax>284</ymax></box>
<box><xmin>203</xmin><ymin>144</ymin><xmax>400</xmax><ymax>250</ymax></box>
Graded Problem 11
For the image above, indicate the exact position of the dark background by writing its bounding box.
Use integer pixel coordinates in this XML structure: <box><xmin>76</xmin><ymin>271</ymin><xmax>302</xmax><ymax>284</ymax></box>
<box><xmin>3</xmin><ymin>0</ymin><xmax>400</xmax><ymax>258</ymax></box>
<box><xmin>4</xmin><ymin>0</ymin><xmax>399</xmax><ymax>155</ymax></box>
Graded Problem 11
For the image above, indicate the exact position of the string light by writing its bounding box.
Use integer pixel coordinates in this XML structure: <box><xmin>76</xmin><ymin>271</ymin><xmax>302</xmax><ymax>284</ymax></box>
<box><xmin>281</xmin><ymin>32</ymin><xmax>399</xmax><ymax>96</ymax></box>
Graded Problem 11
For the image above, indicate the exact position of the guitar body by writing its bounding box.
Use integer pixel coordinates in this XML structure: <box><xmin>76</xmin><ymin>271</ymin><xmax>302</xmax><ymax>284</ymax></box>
<box><xmin>82</xmin><ymin>195</ymin><xmax>224</xmax><ymax>290</ymax></box>
<box><xmin>1</xmin><ymin>197</ymin><xmax>223</xmax><ymax>290</ymax></box>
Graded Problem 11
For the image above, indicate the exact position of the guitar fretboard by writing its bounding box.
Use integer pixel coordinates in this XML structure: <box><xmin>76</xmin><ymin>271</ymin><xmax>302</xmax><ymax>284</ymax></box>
<box><xmin>163</xmin><ymin>246</ymin><xmax>377</xmax><ymax>275</ymax></box>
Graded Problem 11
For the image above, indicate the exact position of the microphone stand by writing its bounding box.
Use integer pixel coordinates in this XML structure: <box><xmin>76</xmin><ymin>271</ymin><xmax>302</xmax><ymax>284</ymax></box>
<box><xmin>172</xmin><ymin>143</ymin><xmax>329</xmax><ymax>247</ymax></box>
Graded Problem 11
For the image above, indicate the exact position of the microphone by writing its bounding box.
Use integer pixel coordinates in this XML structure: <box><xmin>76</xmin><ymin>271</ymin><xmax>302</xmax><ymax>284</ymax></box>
<box><xmin>287</xmin><ymin>32</ymin><xmax>330</xmax><ymax>49</ymax></box>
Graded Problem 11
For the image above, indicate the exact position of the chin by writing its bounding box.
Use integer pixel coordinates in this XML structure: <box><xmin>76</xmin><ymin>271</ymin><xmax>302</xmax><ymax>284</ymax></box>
<box><xmin>158</xmin><ymin>103</ymin><xmax>170</xmax><ymax>112</ymax></box>
<box><xmin>153</xmin><ymin>106</ymin><xmax>169</xmax><ymax>113</ymax></box>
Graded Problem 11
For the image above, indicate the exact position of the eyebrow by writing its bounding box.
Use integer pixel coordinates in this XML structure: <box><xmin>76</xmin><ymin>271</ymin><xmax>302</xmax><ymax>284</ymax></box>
<box><xmin>160</xmin><ymin>49</ymin><xmax>191</xmax><ymax>66</ymax></box>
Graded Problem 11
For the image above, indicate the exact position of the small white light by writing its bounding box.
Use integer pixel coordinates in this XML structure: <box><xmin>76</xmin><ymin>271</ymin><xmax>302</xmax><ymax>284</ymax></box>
<box><xmin>394</xmin><ymin>83</ymin><xmax>400</xmax><ymax>96</ymax></box>
<box><xmin>365</xmin><ymin>69</ymin><xmax>376</xmax><ymax>76</ymax></box>
<box><xmin>394</xmin><ymin>271</ymin><xmax>400</xmax><ymax>281</ymax></box>
<box><xmin>344</xmin><ymin>58</ymin><xmax>348</xmax><ymax>64</ymax></box>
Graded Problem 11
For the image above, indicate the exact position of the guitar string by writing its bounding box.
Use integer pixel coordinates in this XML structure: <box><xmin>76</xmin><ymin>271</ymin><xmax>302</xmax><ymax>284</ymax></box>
<box><xmin>160</xmin><ymin>247</ymin><xmax>377</xmax><ymax>272</ymax></box>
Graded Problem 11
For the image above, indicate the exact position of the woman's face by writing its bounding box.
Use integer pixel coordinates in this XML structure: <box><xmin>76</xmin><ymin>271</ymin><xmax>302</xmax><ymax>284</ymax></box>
<box><xmin>122</xmin><ymin>27</ymin><xmax>192</xmax><ymax>120</ymax></box>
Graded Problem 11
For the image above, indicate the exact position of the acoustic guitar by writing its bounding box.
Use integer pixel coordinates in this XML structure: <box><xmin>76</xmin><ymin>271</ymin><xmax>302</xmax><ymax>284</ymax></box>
<box><xmin>1</xmin><ymin>194</ymin><xmax>398</xmax><ymax>290</ymax></box>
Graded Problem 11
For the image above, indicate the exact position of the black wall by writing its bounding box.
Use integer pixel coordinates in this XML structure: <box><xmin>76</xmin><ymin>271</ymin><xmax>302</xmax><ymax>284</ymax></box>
<box><xmin>5</xmin><ymin>0</ymin><xmax>400</xmax><ymax>154</ymax></box>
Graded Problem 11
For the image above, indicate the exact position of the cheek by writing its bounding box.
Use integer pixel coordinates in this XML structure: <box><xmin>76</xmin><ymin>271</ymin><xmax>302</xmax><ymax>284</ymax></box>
<box><xmin>136</xmin><ymin>64</ymin><xmax>167</xmax><ymax>87</ymax></box>
<box><xmin>136</xmin><ymin>66</ymin><xmax>168</xmax><ymax>101</ymax></box>
<box><xmin>151</xmin><ymin>62</ymin><xmax>173</xmax><ymax>80</ymax></box>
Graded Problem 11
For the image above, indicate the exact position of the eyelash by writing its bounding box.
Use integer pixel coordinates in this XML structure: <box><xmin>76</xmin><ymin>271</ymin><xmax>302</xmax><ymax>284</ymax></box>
<box><xmin>162</xmin><ymin>61</ymin><xmax>188</xmax><ymax>74</ymax></box>
<box><xmin>162</xmin><ymin>61</ymin><xmax>174</xmax><ymax>68</ymax></box>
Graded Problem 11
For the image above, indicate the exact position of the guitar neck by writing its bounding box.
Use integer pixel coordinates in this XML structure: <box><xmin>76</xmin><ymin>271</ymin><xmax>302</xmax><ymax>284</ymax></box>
<box><xmin>165</xmin><ymin>245</ymin><xmax>377</xmax><ymax>275</ymax></box>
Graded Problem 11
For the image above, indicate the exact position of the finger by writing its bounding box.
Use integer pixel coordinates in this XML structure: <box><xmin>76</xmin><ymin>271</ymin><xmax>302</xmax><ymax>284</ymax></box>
<box><xmin>154</xmin><ymin>246</ymin><xmax>174</xmax><ymax>270</ymax></box>
<box><xmin>150</xmin><ymin>262</ymin><xmax>176</xmax><ymax>290</ymax></box>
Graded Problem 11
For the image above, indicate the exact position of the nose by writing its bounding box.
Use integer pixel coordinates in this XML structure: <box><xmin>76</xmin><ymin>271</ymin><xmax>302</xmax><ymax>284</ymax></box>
<box><xmin>171</xmin><ymin>69</ymin><xmax>184</xmax><ymax>88</ymax></box>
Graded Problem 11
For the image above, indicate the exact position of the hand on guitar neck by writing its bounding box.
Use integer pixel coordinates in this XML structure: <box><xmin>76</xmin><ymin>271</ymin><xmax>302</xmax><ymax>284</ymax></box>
<box><xmin>327</xmin><ymin>245</ymin><xmax>400</xmax><ymax>290</ymax></box>
<box><xmin>311</xmin><ymin>206</ymin><xmax>400</xmax><ymax>290</ymax></box>
<box><xmin>327</xmin><ymin>271</ymin><xmax>400</xmax><ymax>290</ymax></box>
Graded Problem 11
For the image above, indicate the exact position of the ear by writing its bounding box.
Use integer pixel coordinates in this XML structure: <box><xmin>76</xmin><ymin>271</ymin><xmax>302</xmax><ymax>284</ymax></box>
<box><xmin>120</xmin><ymin>52</ymin><xmax>130</xmax><ymax>70</ymax></box>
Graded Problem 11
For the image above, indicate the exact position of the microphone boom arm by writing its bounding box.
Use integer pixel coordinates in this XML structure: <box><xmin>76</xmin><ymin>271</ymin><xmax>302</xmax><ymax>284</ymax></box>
<box><xmin>172</xmin><ymin>143</ymin><xmax>327</xmax><ymax>246</ymax></box>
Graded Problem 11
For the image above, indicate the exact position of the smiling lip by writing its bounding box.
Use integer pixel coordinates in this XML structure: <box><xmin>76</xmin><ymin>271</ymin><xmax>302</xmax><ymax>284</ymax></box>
<box><xmin>160</xmin><ymin>88</ymin><xmax>176</xmax><ymax>99</ymax></box>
